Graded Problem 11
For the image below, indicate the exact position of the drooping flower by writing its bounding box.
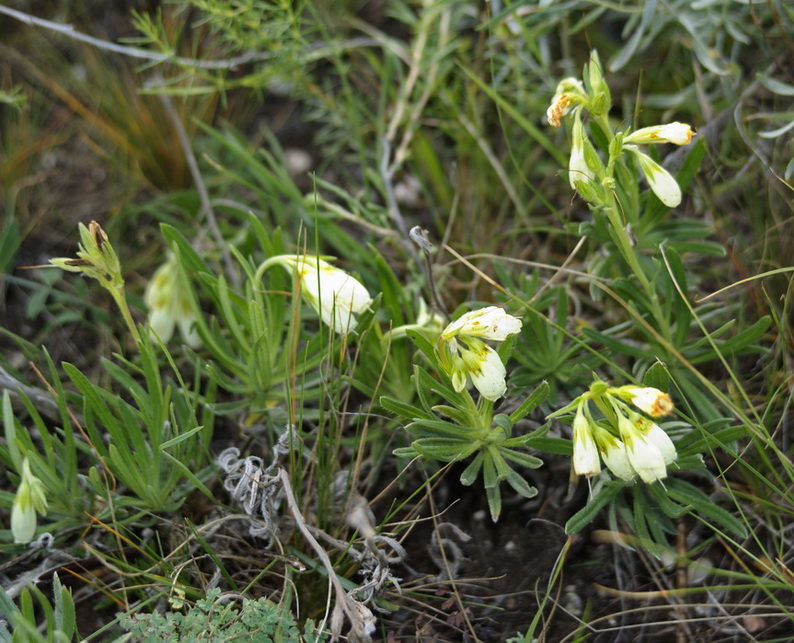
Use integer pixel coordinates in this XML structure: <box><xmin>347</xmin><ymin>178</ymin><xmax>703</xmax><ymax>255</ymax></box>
<box><xmin>275</xmin><ymin>255</ymin><xmax>372</xmax><ymax>334</ymax></box>
<box><xmin>634</xmin><ymin>415</ymin><xmax>677</xmax><ymax>466</ymax></box>
<box><xmin>11</xmin><ymin>458</ymin><xmax>48</xmax><ymax>544</ymax></box>
<box><xmin>546</xmin><ymin>78</ymin><xmax>586</xmax><ymax>127</ymax></box>
<box><xmin>624</xmin><ymin>122</ymin><xmax>695</xmax><ymax>146</ymax></box>
<box><xmin>572</xmin><ymin>405</ymin><xmax>601</xmax><ymax>477</ymax></box>
<box><xmin>144</xmin><ymin>255</ymin><xmax>201</xmax><ymax>348</ymax></box>
<box><xmin>440</xmin><ymin>306</ymin><xmax>522</xmax><ymax>342</ymax></box>
<box><xmin>616</xmin><ymin>414</ymin><xmax>668</xmax><ymax>483</ymax></box>
<box><xmin>592</xmin><ymin>425</ymin><xmax>636</xmax><ymax>481</ymax></box>
<box><xmin>625</xmin><ymin>146</ymin><xmax>682</xmax><ymax>207</ymax></box>
<box><xmin>437</xmin><ymin>306</ymin><xmax>522</xmax><ymax>401</ymax></box>
<box><xmin>617</xmin><ymin>386</ymin><xmax>674</xmax><ymax>417</ymax></box>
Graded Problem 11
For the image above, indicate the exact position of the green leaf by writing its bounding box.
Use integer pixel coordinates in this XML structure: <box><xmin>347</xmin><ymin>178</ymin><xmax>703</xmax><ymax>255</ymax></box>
<box><xmin>392</xmin><ymin>446</ymin><xmax>419</xmax><ymax>459</ymax></box>
<box><xmin>412</xmin><ymin>438</ymin><xmax>479</xmax><ymax>462</ymax></box>
<box><xmin>160</xmin><ymin>223</ymin><xmax>212</xmax><ymax>275</ymax></box>
<box><xmin>406</xmin><ymin>328</ymin><xmax>439</xmax><ymax>364</ymax></box>
<box><xmin>407</xmin><ymin>418</ymin><xmax>479</xmax><ymax>439</ymax></box>
<box><xmin>460</xmin><ymin>451</ymin><xmax>485</xmax><ymax>486</ymax></box>
<box><xmin>508</xmin><ymin>381</ymin><xmax>550</xmax><ymax>424</ymax></box>
<box><xmin>52</xmin><ymin>575</ymin><xmax>76</xmax><ymax>639</ymax></box>
<box><xmin>665</xmin><ymin>478</ymin><xmax>747</xmax><ymax>538</ymax></box>
<box><xmin>582</xmin><ymin>328</ymin><xmax>647</xmax><ymax>358</ymax></box>
<box><xmin>647</xmin><ymin>483</ymin><xmax>687</xmax><ymax>519</ymax></box>
<box><xmin>565</xmin><ymin>483</ymin><xmax>625</xmax><ymax>534</ymax></box>
<box><xmin>504</xmin><ymin>468</ymin><xmax>537</xmax><ymax>498</ymax></box>
<box><xmin>486</xmin><ymin>485</ymin><xmax>502</xmax><ymax>522</ymax></box>
<box><xmin>524</xmin><ymin>436</ymin><xmax>572</xmax><ymax>455</ymax></box>
<box><xmin>432</xmin><ymin>405</ymin><xmax>475</xmax><ymax>427</ymax></box>
<box><xmin>159</xmin><ymin>424</ymin><xmax>205</xmax><ymax>451</ymax></box>
<box><xmin>380</xmin><ymin>396</ymin><xmax>433</xmax><ymax>422</ymax></box>
<box><xmin>161</xmin><ymin>451</ymin><xmax>216</xmax><ymax>503</ymax></box>
<box><xmin>677</xmin><ymin>426</ymin><xmax>747</xmax><ymax>457</ymax></box>
<box><xmin>642</xmin><ymin>361</ymin><xmax>669</xmax><ymax>391</ymax></box>
<box><xmin>497</xmin><ymin>447</ymin><xmax>544</xmax><ymax>469</ymax></box>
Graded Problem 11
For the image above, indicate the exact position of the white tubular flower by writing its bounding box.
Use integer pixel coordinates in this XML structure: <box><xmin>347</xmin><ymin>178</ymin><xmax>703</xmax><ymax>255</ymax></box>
<box><xmin>441</xmin><ymin>306</ymin><xmax>522</xmax><ymax>342</ymax></box>
<box><xmin>12</xmin><ymin>458</ymin><xmax>48</xmax><ymax>544</ymax></box>
<box><xmin>624</xmin><ymin>122</ymin><xmax>694</xmax><ymax>146</ymax></box>
<box><xmin>617</xmin><ymin>415</ymin><xmax>667</xmax><ymax>483</ymax></box>
<box><xmin>593</xmin><ymin>425</ymin><xmax>635</xmax><ymax>481</ymax></box>
<box><xmin>634</xmin><ymin>416</ymin><xmax>677</xmax><ymax>466</ymax></box>
<box><xmin>437</xmin><ymin>306</ymin><xmax>522</xmax><ymax>401</ymax></box>
<box><xmin>620</xmin><ymin>386</ymin><xmax>674</xmax><ymax>417</ymax></box>
<box><xmin>290</xmin><ymin>256</ymin><xmax>372</xmax><ymax>333</ymax></box>
<box><xmin>626</xmin><ymin>146</ymin><xmax>682</xmax><ymax>207</ymax></box>
<box><xmin>145</xmin><ymin>256</ymin><xmax>201</xmax><ymax>348</ymax></box>
<box><xmin>572</xmin><ymin>406</ymin><xmax>601</xmax><ymax>477</ymax></box>
<box><xmin>569</xmin><ymin>108</ymin><xmax>595</xmax><ymax>190</ymax></box>
<box><xmin>546</xmin><ymin>78</ymin><xmax>586</xmax><ymax>127</ymax></box>
<box><xmin>460</xmin><ymin>341</ymin><xmax>508</xmax><ymax>401</ymax></box>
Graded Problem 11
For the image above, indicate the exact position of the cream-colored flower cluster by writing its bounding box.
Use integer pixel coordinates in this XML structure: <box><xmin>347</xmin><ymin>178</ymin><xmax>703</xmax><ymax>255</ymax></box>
<box><xmin>436</xmin><ymin>307</ymin><xmax>523</xmax><ymax>401</ymax></box>
<box><xmin>571</xmin><ymin>386</ymin><xmax>677</xmax><ymax>484</ymax></box>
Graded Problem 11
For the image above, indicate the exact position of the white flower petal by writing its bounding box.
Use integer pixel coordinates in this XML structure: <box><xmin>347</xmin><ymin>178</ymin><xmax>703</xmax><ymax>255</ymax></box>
<box><xmin>11</xmin><ymin>501</ymin><xmax>37</xmax><ymax>544</ymax></box>
<box><xmin>149</xmin><ymin>308</ymin><xmax>176</xmax><ymax>343</ymax></box>
<box><xmin>177</xmin><ymin>314</ymin><xmax>202</xmax><ymax>349</ymax></box>
<box><xmin>618</xmin><ymin>416</ymin><xmax>667</xmax><ymax>483</ymax></box>
<box><xmin>593</xmin><ymin>425</ymin><xmax>635</xmax><ymax>481</ymax></box>
<box><xmin>465</xmin><ymin>345</ymin><xmax>507</xmax><ymax>401</ymax></box>
<box><xmin>297</xmin><ymin>260</ymin><xmax>372</xmax><ymax>333</ymax></box>
<box><xmin>569</xmin><ymin>110</ymin><xmax>595</xmax><ymax>190</ymax></box>
<box><xmin>632</xmin><ymin>150</ymin><xmax>682</xmax><ymax>207</ymax></box>
<box><xmin>441</xmin><ymin>306</ymin><xmax>522</xmax><ymax>341</ymax></box>
<box><xmin>601</xmin><ymin>440</ymin><xmax>636</xmax><ymax>481</ymax></box>
<box><xmin>572</xmin><ymin>408</ymin><xmax>601</xmax><ymax>477</ymax></box>
<box><xmin>625</xmin><ymin>122</ymin><xmax>694</xmax><ymax>146</ymax></box>
<box><xmin>624</xmin><ymin>386</ymin><xmax>673</xmax><ymax>417</ymax></box>
<box><xmin>638</xmin><ymin>418</ymin><xmax>677</xmax><ymax>466</ymax></box>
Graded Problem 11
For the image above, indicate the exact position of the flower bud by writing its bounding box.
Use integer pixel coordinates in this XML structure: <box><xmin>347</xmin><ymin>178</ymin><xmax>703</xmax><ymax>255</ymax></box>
<box><xmin>12</xmin><ymin>458</ymin><xmax>48</xmax><ymax>544</ymax></box>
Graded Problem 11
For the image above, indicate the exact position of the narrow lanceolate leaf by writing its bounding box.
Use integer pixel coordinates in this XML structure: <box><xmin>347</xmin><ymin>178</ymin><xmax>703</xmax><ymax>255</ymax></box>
<box><xmin>665</xmin><ymin>479</ymin><xmax>747</xmax><ymax>538</ymax></box>
<box><xmin>565</xmin><ymin>483</ymin><xmax>625</xmax><ymax>534</ymax></box>
<box><xmin>380</xmin><ymin>396</ymin><xmax>433</xmax><ymax>421</ymax></box>
<box><xmin>509</xmin><ymin>381</ymin><xmax>550</xmax><ymax>424</ymax></box>
<box><xmin>411</xmin><ymin>438</ymin><xmax>479</xmax><ymax>462</ymax></box>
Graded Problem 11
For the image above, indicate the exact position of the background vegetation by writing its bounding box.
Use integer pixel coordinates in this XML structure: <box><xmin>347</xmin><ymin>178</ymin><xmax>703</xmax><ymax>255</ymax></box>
<box><xmin>1</xmin><ymin>0</ymin><xmax>792</xmax><ymax>640</ymax></box>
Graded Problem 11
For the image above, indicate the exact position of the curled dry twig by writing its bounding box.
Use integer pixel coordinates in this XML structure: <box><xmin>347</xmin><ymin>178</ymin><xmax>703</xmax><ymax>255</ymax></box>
<box><xmin>216</xmin><ymin>427</ymin><xmax>300</xmax><ymax>546</ymax></box>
